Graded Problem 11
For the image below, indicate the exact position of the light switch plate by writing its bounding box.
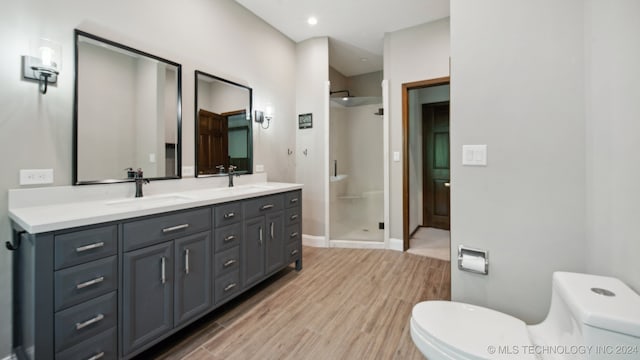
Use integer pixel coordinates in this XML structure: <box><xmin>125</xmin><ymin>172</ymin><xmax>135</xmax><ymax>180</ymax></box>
<box><xmin>393</xmin><ymin>151</ymin><xmax>400</xmax><ymax>162</ymax></box>
<box><xmin>20</xmin><ymin>169</ymin><xmax>54</xmax><ymax>185</ymax></box>
<box><xmin>462</xmin><ymin>145</ymin><xmax>487</xmax><ymax>166</ymax></box>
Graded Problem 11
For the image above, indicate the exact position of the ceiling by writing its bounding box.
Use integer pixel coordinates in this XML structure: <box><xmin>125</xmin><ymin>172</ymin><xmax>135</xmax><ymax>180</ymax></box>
<box><xmin>234</xmin><ymin>0</ymin><xmax>450</xmax><ymax>77</ymax></box>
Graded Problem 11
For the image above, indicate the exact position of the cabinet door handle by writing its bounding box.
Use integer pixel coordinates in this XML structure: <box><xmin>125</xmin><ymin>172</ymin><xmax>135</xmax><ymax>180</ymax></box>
<box><xmin>224</xmin><ymin>235</ymin><xmax>236</xmax><ymax>243</ymax></box>
<box><xmin>290</xmin><ymin>232</ymin><xmax>299</xmax><ymax>238</ymax></box>
<box><xmin>290</xmin><ymin>198</ymin><xmax>298</xmax><ymax>204</ymax></box>
<box><xmin>87</xmin><ymin>352</ymin><xmax>105</xmax><ymax>360</ymax></box>
<box><xmin>291</xmin><ymin>249</ymin><xmax>299</xmax><ymax>256</ymax></box>
<box><xmin>224</xmin><ymin>212</ymin><xmax>235</xmax><ymax>219</ymax></box>
<box><xmin>161</xmin><ymin>256</ymin><xmax>166</xmax><ymax>284</ymax></box>
<box><xmin>290</xmin><ymin>214</ymin><xmax>299</xmax><ymax>221</ymax></box>
<box><xmin>185</xmin><ymin>249</ymin><xmax>190</xmax><ymax>275</ymax></box>
<box><xmin>76</xmin><ymin>276</ymin><xmax>105</xmax><ymax>290</ymax></box>
<box><xmin>75</xmin><ymin>313</ymin><xmax>104</xmax><ymax>330</ymax></box>
<box><xmin>162</xmin><ymin>224</ymin><xmax>189</xmax><ymax>233</ymax></box>
<box><xmin>270</xmin><ymin>222</ymin><xmax>274</xmax><ymax>239</ymax></box>
<box><xmin>260</xmin><ymin>204</ymin><xmax>274</xmax><ymax>211</ymax></box>
<box><xmin>259</xmin><ymin>227</ymin><xmax>263</xmax><ymax>245</ymax></box>
<box><xmin>224</xmin><ymin>283</ymin><xmax>237</xmax><ymax>292</ymax></box>
<box><xmin>223</xmin><ymin>259</ymin><xmax>237</xmax><ymax>268</ymax></box>
<box><xmin>75</xmin><ymin>241</ymin><xmax>105</xmax><ymax>253</ymax></box>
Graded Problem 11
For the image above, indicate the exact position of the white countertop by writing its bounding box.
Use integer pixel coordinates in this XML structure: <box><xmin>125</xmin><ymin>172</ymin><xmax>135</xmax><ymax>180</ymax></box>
<box><xmin>9</xmin><ymin>181</ymin><xmax>302</xmax><ymax>234</ymax></box>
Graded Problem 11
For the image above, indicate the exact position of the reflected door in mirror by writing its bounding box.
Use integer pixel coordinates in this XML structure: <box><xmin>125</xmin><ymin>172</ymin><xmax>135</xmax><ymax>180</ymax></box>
<box><xmin>198</xmin><ymin>109</ymin><xmax>228</xmax><ymax>174</ymax></box>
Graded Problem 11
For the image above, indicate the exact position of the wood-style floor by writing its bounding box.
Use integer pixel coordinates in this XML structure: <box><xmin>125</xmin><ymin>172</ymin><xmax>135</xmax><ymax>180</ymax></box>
<box><xmin>137</xmin><ymin>246</ymin><xmax>450</xmax><ymax>360</ymax></box>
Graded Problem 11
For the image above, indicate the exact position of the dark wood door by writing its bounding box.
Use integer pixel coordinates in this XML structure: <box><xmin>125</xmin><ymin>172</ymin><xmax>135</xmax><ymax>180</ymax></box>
<box><xmin>423</xmin><ymin>102</ymin><xmax>450</xmax><ymax>230</ymax></box>
<box><xmin>198</xmin><ymin>109</ymin><xmax>228</xmax><ymax>175</ymax></box>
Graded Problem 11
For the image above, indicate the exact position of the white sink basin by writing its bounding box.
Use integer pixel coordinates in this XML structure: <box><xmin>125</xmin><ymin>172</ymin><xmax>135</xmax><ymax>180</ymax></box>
<box><xmin>105</xmin><ymin>194</ymin><xmax>195</xmax><ymax>208</ymax></box>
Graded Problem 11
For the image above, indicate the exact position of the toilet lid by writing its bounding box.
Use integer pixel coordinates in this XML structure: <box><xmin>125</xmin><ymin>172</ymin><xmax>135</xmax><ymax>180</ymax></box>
<box><xmin>412</xmin><ymin>301</ymin><xmax>535</xmax><ymax>360</ymax></box>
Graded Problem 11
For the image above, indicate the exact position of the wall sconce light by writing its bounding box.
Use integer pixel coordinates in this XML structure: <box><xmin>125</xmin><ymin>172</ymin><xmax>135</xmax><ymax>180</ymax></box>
<box><xmin>255</xmin><ymin>106</ymin><xmax>272</xmax><ymax>130</ymax></box>
<box><xmin>22</xmin><ymin>38</ymin><xmax>61</xmax><ymax>94</ymax></box>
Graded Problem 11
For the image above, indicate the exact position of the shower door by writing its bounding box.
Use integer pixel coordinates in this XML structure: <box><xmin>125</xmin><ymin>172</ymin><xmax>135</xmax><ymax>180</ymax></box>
<box><xmin>329</xmin><ymin>99</ymin><xmax>384</xmax><ymax>242</ymax></box>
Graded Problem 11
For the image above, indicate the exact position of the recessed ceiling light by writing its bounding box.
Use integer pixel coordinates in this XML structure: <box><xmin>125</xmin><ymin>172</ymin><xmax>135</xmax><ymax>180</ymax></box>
<box><xmin>307</xmin><ymin>17</ymin><xmax>318</xmax><ymax>26</ymax></box>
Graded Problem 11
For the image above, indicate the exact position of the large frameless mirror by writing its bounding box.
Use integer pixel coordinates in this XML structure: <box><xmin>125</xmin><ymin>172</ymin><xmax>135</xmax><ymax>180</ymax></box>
<box><xmin>195</xmin><ymin>70</ymin><xmax>253</xmax><ymax>176</ymax></box>
<box><xmin>73</xmin><ymin>29</ymin><xmax>182</xmax><ymax>184</ymax></box>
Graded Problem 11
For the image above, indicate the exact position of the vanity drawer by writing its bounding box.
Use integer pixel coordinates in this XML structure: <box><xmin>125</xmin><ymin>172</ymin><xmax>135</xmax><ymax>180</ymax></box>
<box><xmin>55</xmin><ymin>225</ymin><xmax>117</xmax><ymax>270</ymax></box>
<box><xmin>214</xmin><ymin>246</ymin><xmax>240</xmax><ymax>279</ymax></box>
<box><xmin>286</xmin><ymin>242</ymin><xmax>301</xmax><ymax>264</ymax></box>
<box><xmin>284</xmin><ymin>191</ymin><xmax>301</xmax><ymax>208</ymax></box>
<box><xmin>214</xmin><ymin>202</ymin><xmax>242</xmax><ymax>227</ymax></box>
<box><xmin>285</xmin><ymin>207</ymin><xmax>301</xmax><ymax>226</ymax></box>
<box><xmin>243</xmin><ymin>194</ymin><xmax>284</xmax><ymax>219</ymax></box>
<box><xmin>285</xmin><ymin>224</ymin><xmax>301</xmax><ymax>245</ymax></box>
<box><xmin>123</xmin><ymin>207</ymin><xmax>211</xmax><ymax>252</ymax></box>
<box><xmin>213</xmin><ymin>222</ymin><xmax>242</xmax><ymax>252</ymax></box>
<box><xmin>214</xmin><ymin>270</ymin><xmax>240</xmax><ymax>306</ymax></box>
<box><xmin>55</xmin><ymin>256</ymin><xmax>117</xmax><ymax>311</ymax></box>
<box><xmin>55</xmin><ymin>327</ymin><xmax>116</xmax><ymax>360</ymax></box>
<box><xmin>54</xmin><ymin>291</ymin><xmax>117</xmax><ymax>352</ymax></box>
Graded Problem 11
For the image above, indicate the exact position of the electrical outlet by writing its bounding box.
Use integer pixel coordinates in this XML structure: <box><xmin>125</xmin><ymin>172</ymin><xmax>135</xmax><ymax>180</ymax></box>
<box><xmin>20</xmin><ymin>169</ymin><xmax>54</xmax><ymax>185</ymax></box>
<box><xmin>255</xmin><ymin>164</ymin><xmax>264</xmax><ymax>172</ymax></box>
<box><xmin>182</xmin><ymin>166</ymin><xmax>194</xmax><ymax>177</ymax></box>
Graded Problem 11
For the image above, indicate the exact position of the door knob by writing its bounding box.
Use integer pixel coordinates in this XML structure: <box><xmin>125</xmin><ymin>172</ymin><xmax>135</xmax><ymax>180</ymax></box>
<box><xmin>444</xmin><ymin>182</ymin><xmax>450</xmax><ymax>188</ymax></box>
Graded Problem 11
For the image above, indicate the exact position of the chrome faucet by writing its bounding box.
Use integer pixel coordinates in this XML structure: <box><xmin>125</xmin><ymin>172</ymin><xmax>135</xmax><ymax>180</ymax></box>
<box><xmin>227</xmin><ymin>165</ymin><xmax>239</xmax><ymax>187</ymax></box>
<box><xmin>134</xmin><ymin>168</ymin><xmax>150</xmax><ymax>198</ymax></box>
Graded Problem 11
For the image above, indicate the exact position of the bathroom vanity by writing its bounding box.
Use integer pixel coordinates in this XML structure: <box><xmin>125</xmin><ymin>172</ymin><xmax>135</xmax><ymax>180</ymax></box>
<box><xmin>9</xmin><ymin>182</ymin><xmax>302</xmax><ymax>360</ymax></box>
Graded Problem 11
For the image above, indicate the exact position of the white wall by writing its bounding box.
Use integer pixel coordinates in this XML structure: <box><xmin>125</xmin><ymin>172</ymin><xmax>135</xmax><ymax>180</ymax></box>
<box><xmin>408</xmin><ymin>85</ymin><xmax>450</xmax><ymax>233</ymax></box>
<box><xmin>450</xmin><ymin>0</ymin><xmax>586</xmax><ymax>323</ymax></box>
<box><xmin>0</xmin><ymin>0</ymin><xmax>296</xmax><ymax>356</ymax></box>
<box><xmin>585</xmin><ymin>0</ymin><xmax>640</xmax><ymax>293</ymax></box>
<box><xmin>295</xmin><ymin>37</ymin><xmax>329</xmax><ymax>236</ymax></box>
<box><xmin>383</xmin><ymin>18</ymin><xmax>451</xmax><ymax>241</ymax></box>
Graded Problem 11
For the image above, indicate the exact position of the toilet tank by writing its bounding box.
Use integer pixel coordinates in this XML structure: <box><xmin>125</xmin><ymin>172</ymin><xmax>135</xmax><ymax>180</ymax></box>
<box><xmin>528</xmin><ymin>272</ymin><xmax>640</xmax><ymax>360</ymax></box>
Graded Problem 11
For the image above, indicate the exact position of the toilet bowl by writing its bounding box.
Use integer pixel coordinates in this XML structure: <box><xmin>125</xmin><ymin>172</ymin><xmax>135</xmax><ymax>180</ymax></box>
<box><xmin>410</xmin><ymin>272</ymin><xmax>640</xmax><ymax>360</ymax></box>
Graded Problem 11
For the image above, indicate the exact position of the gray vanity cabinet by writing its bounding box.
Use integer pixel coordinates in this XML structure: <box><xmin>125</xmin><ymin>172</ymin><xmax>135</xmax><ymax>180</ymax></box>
<box><xmin>174</xmin><ymin>231</ymin><xmax>212</xmax><ymax>326</ymax></box>
<box><xmin>265</xmin><ymin>211</ymin><xmax>285</xmax><ymax>274</ymax></box>
<box><xmin>242</xmin><ymin>216</ymin><xmax>267</xmax><ymax>288</ymax></box>
<box><xmin>122</xmin><ymin>242</ymin><xmax>174</xmax><ymax>356</ymax></box>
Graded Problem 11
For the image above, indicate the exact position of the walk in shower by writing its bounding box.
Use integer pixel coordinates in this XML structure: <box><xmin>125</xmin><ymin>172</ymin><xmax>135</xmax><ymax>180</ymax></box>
<box><xmin>329</xmin><ymin>93</ymin><xmax>384</xmax><ymax>243</ymax></box>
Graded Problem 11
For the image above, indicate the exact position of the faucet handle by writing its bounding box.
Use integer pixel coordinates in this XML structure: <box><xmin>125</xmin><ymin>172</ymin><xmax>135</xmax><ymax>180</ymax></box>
<box><xmin>216</xmin><ymin>165</ymin><xmax>225</xmax><ymax>173</ymax></box>
<box><xmin>135</xmin><ymin>168</ymin><xmax>144</xmax><ymax>179</ymax></box>
<box><xmin>228</xmin><ymin>165</ymin><xmax>237</xmax><ymax>173</ymax></box>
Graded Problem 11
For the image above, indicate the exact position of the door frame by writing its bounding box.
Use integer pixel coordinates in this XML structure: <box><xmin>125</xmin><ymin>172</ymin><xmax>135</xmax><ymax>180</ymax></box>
<box><xmin>402</xmin><ymin>77</ymin><xmax>450</xmax><ymax>251</ymax></box>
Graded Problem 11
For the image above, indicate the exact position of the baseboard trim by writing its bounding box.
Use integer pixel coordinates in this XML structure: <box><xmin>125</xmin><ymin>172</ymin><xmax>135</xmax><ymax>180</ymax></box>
<box><xmin>389</xmin><ymin>238</ymin><xmax>403</xmax><ymax>252</ymax></box>
<box><xmin>330</xmin><ymin>240</ymin><xmax>386</xmax><ymax>249</ymax></box>
<box><xmin>302</xmin><ymin>234</ymin><xmax>327</xmax><ymax>247</ymax></box>
<box><xmin>409</xmin><ymin>225</ymin><xmax>422</xmax><ymax>238</ymax></box>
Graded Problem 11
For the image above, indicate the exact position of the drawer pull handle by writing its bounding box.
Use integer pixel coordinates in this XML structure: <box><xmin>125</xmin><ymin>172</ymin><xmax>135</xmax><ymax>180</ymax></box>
<box><xmin>270</xmin><ymin>222</ymin><xmax>274</xmax><ymax>239</ymax></box>
<box><xmin>86</xmin><ymin>352</ymin><xmax>105</xmax><ymax>360</ymax></box>
<box><xmin>75</xmin><ymin>242</ymin><xmax>105</xmax><ymax>253</ymax></box>
<box><xmin>75</xmin><ymin>313</ymin><xmax>104</xmax><ymax>330</ymax></box>
<box><xmin>260</xmin><ymin>204</ymin><xmax>274</xmax><ymax>211</ymax></box>
<box><xmin>76</xmin><ymin>276</ymin><xmax>104</xmax><ymax>290</ymax></box>
<box><xmin>290</xmin><ymin>214</ymin><xmax>299</xmax><ymax>220</ymax></box>
<box><xmin>87</xmin><ymin>352</ymin><xmax>105</xmax><ymax>360</ymax></box>
<box><xmin>161</xmin><ymin>256</ymin><xmax>166</xmax><ymax>285</ymax></box>
<box><xmin>223</xmin><ymin>259</ymin><xmax>237</xmax><ymax>268</ymax></box>
<box><xmin>185</xmin><ymin>249</ymin><xmax>190</xmax><ymax>275</ymax></box>
<box><xmin>290</xmin><ymin>232</ymin><xmax>299</xmax><ymax>238</ymax></box>
<box><xmin>224</xmin><ymin>283</ymin><xmax>237</xmax><ymax>292</ymax></box>
<box><xmin>162</xmin><ymin>224</ymin><xmax>190</xmax><ymax>233</ymax></box>
<box><xmin>291</xmin><ymin>249</ymin><xmax>299</xmax><ymax>256</ymax></box>
<box><xmin>224</xmin><ymin>235</ymin><xmax>236</xmax><ymax>243</ymax></box>
<box><xmin>224</xmin><ymin>212</ymin><xmax>235</xmax><ymax>219</ymax></box>
<box><xmin>290</xmin><ymin>198</ymin><xmax>299</xmax><ymax>203</ymax></box>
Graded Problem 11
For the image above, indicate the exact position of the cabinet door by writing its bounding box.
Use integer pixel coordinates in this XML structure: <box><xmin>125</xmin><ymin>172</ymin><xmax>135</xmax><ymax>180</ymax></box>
<box><xmin>122</xmin><ymin>242</ymin><xmax>173</xmax><ymax>355</ymax></box>
<box><xmin>242</xmin><ymin>217</ymin><xmax>265</xmax><ymax>288</ymax></box>
<box><xmin>174</xmin><ymin>231</ymin><xmax>212</xmax><ymax>327</ymax></box>
<box><xmin>265</xmin><ymin>211</ymin><xmax>284</xmax><ymax>275</ymax></box>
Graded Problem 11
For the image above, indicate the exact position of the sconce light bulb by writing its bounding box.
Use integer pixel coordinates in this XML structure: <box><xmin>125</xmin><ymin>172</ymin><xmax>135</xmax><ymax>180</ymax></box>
<box><xmin>307</xmin><ymin>17</ymin><xmax>318</xmax><ymax>26</ymax></box>
<box><xmin>40</xmin><ymin>46</ymin><xmax>54</xmax><ymax>67</ymax></box>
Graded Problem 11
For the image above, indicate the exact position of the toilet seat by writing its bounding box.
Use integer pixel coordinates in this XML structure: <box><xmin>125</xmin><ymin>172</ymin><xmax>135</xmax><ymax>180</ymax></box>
<box><xmin>410</xmin><ymin>301</ymin><xmax>536</xmax><ymax>360</ymax></box>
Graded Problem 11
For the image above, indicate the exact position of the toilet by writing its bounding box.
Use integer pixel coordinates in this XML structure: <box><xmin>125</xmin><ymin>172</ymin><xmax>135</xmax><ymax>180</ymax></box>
<box><xmin>410</xmin><ymin>272</ymin><xmax>640</xmax><ymax>359</ymax></box>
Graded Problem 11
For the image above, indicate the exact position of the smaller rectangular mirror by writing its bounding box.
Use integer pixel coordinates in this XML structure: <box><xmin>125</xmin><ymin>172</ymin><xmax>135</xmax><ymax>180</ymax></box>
<box><xmin>195</xmin><ymin>71</ymin><xmax>253</xmax><ymax>176</ymax></box>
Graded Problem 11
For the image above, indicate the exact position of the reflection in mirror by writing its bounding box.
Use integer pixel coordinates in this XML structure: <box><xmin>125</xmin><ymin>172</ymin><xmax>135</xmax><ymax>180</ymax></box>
<box><xmin>195</xmin><ymin>71</ymin><xmax>252</xmax><ymax>176</ymax></box>
<box><xmin>73</xmin><ymin>30</ymin><xmax>182</xmax><ymax>184</ymax></box>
